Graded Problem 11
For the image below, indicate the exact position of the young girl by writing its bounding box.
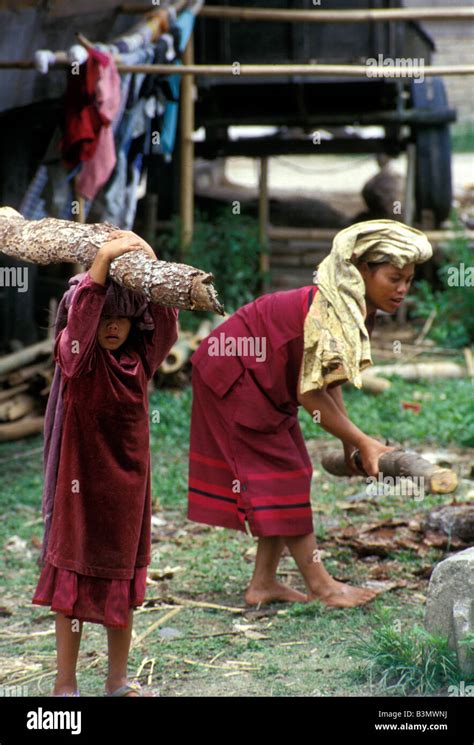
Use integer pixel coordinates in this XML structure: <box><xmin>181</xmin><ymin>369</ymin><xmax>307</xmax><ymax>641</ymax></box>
<box><xmin>187</xmin><ymin>219</ymin><xmax>433</xmax><ymax>609</ymax></box>
<box><xmin>32</xmin><ymin>230</ymin><xmax>178</xmax><ymax>697</ymax></box>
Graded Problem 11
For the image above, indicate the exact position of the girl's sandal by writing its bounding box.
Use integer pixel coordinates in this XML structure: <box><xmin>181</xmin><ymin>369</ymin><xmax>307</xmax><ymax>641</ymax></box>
<box><xmin>106</xmin><ymin>680</ymin><xmax>144</xmax><ymax>697</ymax></box>
<box><xmin>52</xmin><ymin>691</ymin><xmax>80</xmax><ymax>697</ymax></box>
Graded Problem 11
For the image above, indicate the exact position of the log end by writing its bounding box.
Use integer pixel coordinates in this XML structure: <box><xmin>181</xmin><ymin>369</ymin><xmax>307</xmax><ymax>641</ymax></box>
<box><xmin>190</xmin><ymin>274</ymin><xmax>225</xmax><ymax>315</ymax></box>
<box><xmin>429</xmin><ymin>468</ymin><xmax>459</xmax><ymax>494</ymax></box>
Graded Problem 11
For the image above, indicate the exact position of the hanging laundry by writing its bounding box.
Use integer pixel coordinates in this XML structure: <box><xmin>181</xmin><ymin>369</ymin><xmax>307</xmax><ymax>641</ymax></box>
<box><xmin>60</xmin><ymin>47</ymin><xmax>111</xmax><ymax>169</ymax></box>
<box><xmin>75</xmin><ymin>54</ymin><xmax>121</xmax><ymax>200</ymax></box>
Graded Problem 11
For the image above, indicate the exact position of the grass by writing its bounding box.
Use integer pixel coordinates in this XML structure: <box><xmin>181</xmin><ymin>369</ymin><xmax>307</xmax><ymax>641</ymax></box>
<box><xmin>0</xmin><ymin>378</ymin><xmax>472</xmax><ymax>697</ymax></box>
<box><xmin>347</xmin><ymin>613</ymin><xmax>472</xmax><ymax>695</ymax></box>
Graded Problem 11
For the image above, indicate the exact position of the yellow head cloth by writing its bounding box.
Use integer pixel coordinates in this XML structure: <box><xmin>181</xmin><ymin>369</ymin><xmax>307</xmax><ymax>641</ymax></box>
<box><xmin>301</xmin><ymin>219</ymin><xmax>433</xmax><ymax>393</ymax></box>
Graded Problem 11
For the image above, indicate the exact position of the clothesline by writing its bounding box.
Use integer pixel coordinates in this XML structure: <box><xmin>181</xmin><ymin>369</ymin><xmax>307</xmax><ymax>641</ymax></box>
<box><xmin>121</xmin><ymin>4</ymin><xmax>474</xmax><ymax>23</ymax></box>
<box><xmin>17</xmin><ymin>3</ymin><xmax>199</xmax><ymax>236</ymax></box>
<box><xmin>1</xmin><ymin>61</ymin><xmax>474</xmax><ymax>77</ymax></box>
<box><xmin>0</xmin><ymin>2</ymin><xmax>202</xmax><ymax>76</ymax></box>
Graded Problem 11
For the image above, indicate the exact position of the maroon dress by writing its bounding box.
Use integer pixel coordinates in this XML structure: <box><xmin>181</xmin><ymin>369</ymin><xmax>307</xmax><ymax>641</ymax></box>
<box><xmin>188</xmin><ymin>285</ymin><xmax>375</xmax><ymax>538</ymax></box>
<box><xmin>32</xmin><ymin>272</ymin><xmax>178</xmax><ymax>628</ymax></box>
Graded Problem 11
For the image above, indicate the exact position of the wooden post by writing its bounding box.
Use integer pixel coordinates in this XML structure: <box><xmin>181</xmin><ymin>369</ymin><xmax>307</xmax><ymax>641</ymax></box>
<box><xmin>402</xmin><ymin>143</ymin><xmax>416</xmax><ymax>225</ymax></box>
<box><xmin>258</xmin><ymin>157</ymin><xmax>270</xmax><ymax>289</ymax></box>
<box><xmin>180</xmin><ymin>33</ymin><xmax>195</xmax><ymax>257</ymax></box>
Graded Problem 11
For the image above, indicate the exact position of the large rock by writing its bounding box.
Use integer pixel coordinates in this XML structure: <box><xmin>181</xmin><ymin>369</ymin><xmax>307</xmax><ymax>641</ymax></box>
<box><xmin>425</xmin><ymin>548</ymin><xmax>474</xmax><ymax>676</ymax></box>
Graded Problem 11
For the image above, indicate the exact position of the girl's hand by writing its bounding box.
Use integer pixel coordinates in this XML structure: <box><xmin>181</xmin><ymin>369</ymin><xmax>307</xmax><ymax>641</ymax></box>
<box><xmin>99</xmin><ymin>231</ymin><xmax>156</xmax><ymax>262</ymax></box>
<box><xmin>357</xmin><ymin>437</ymin><xmax>396</xmax><ymax>478</ymax></box>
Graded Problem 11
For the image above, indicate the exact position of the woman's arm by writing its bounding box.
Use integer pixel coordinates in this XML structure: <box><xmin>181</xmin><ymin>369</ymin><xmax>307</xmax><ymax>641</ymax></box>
<box><xmin>297</xmin><ymin>360</ymin><xmax>394</xmax><ymax>477</ymax></box>
<box><xmin>297</xmin><ymin>365</ymin><xmax>367</xmax><ymax>450</ymax></box>
<box><xmin>326</xmin><ymin>383</ymin><xmax>363</xmax><ymax>475</ymax></box>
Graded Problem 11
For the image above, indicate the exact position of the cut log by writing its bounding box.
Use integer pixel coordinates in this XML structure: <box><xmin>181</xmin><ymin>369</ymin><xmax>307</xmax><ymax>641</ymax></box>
<box><xmin>0</xmin><ymin>207</ymin><xmax>224</xmax><ymax>314</ymax></box>
<box><xmin>0</xmin><ymin>394</ymin><xmax>36</xmax><ymax>422</ymax></box>
<box><xmin>367</xmin><ymin>362</ymin><xmax>465</xmax><ymax>380</ymax></box>
<box><xmin>360</xmin><ymin>375</ymin><xmax>392</xmax><ymax>394</ymax></box>
<box><xmin>0</xmin><ymin>416</ymin><xmax>44</xmax><ymax>442</ymax></box>
<box><xmin>8</xmin><ymin>361</ymin><xmax>53</xmax><ymax>386</ymax></box>
<box><xmin>0</xmin><ymin>339</ymin><xmax>53</xmax><ymax>376</ymax></box>
<box><xmin>321</xmin><ymin>448</ymin><xmax>458</xmax><ymax>493</ymax></box>
<box><xmin>189</xmin><ymin>320</ymin><xmax>213</xmax><ymax>351</ymax></box>
<box><xmin>0</xmin><ymin>382</ymin><xmax>29</xmax><ymax>403</ymax></box>
<box><xmin>160</xmin><ymin>338</ymin><xmax>193</xmax><ymax>375</ymax></box>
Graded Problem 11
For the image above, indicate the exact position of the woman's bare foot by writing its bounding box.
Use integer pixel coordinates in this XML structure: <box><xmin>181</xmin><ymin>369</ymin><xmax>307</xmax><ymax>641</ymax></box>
<box><xmin>245</xmin><ymin>580</ymin><xmax>307</xmax><ymax>606</ymax></box>
<box><xmin>309</xmin><ymin>579</ymin><xmax>379</xmax><ymax>608</ymax></box>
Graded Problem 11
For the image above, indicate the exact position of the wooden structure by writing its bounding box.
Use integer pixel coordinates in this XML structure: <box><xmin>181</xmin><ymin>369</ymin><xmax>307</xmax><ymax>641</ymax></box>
<box><xmin>0</xmin><ymin>1</ymin><xmax>473</xmax><ymax>348</ymax></box>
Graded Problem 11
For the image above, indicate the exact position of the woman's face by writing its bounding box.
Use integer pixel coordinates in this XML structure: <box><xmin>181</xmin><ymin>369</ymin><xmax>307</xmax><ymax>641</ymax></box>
<box><xmin>358</xmin><ymin>261</ymin><xmax>415</xmax><ymax>314</ymax></box>
<box><xmin>97</xmin><ymin>314</ymin><xmax>132</xmax><ymax>350</ymax></box>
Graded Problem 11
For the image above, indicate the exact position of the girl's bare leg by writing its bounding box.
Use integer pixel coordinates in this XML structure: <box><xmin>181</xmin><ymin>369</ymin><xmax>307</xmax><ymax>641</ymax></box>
<box><xmin>54</xmin><ymin>614</ymin><xmax>83</xmax><ymax>695</ymax></box>
<box><xmin>285</xmin><ymin>532</ymin><xmax>378</xmax><ymax>608</ymax></box>
<box><xmin>245</xmin><ymin>536</ymin><xmax>307</xmax><ymax>605</ymax></box>
<box><xmin>105</xmin><ymin>610</ymin><xmax>141</xmax><ymax>697</ymax></box>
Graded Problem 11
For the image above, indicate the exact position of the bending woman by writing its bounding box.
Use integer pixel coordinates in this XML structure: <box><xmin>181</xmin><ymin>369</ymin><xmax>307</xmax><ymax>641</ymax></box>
<box><xmin>187</xmin><ymin>220</ymin><xmax>432</xmax><ymax>608</ymax></box>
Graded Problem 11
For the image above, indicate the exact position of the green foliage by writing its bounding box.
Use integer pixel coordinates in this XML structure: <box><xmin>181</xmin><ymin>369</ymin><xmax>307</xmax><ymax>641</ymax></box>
<box><xmin>299</xmin><ymin>376</ymin><xmax>474</xmax><ymax>447</ymax></box>
<box><xmin>412</xmin><ymin>220</ymin><xmax>474</xmax><ymax>348</ymax></box>
<box><xmin>155</xmin><ymin>210</ymin><xmax>266</xmax><ymax>321</ymax></box>
<box><xmin>451</xmin><ymin>121</ymin><xmax>474</xmax><ymax>153</ymax></box>
<box><xmin>347</xmin><ymin>613</ymin><xmax>471</xmax><ymax>695</ymax></box>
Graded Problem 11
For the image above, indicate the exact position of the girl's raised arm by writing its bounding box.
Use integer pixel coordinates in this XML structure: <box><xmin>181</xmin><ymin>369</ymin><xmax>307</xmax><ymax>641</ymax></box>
<box><xmin>55</xmin><ymin>271</ymin><xmax>108</xmax><ymax>378</ymax></box>
<box><xmin>136</xmin><ymin>303</ymin><xmax>179</xmax><ymax>380</ymax></box>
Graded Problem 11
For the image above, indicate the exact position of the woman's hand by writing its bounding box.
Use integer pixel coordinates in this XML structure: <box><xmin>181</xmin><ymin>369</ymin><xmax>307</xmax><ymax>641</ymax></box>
<box><xmin>99</xmin><ymin>230</ymin><xmax>156</xmax><ymax>262</ymax></box>
<box><xmin>343</xmin><ymin>443</ymin><xmax>365</xmax><ymax>476</ymax></box>
<box><xmin>357</xmin><ymin>437</ymin><xmax>396</xmax><ymax>478</ymax></box>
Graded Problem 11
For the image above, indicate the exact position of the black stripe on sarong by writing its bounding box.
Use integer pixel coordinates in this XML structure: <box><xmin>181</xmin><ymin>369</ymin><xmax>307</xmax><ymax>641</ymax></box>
<box><xmin>307</xmin><ymin>287</ymin><xmax>315</xmax><ymax>311</ymax></box>
<box><xmin>253</xmin><ymin>502</ymin><xmax>311</xmax><ymax>511</ymax></box>
<box><xmin>189</xmin><ymin>486</ymin><xmax>237</xmax><ymax>504</ymax></box>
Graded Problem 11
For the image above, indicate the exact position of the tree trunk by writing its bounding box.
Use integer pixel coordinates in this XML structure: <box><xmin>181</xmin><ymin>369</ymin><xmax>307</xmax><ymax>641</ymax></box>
<box><xmin>0</xmin><ymin>208</ymin><xmax>224</xmax><ymax>314</ymax></box>
<box><xmin>321</xmin><ymin>448</ymin><xmax>458</xmax><ymax>493</ymax></box>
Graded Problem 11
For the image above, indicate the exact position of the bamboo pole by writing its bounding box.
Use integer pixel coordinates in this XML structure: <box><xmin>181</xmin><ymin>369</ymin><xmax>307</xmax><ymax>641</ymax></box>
<box><xmin>267</xmin><ymin>226</ymin><xmax>474</xmax><ymax>244</ymax></box>
<box><xmin>180</xmin><ymin>32</ymin><xmax>195</xmax><ymax>255</ymax></box>
<box><xmin>258</xmin><ymin>157</ymin><xmax>270</xmax><ymax>288</ymax></box>
<box><xmin>121</xmin><ymin>5</ymin><xmax>474</xmax><ymax>23</ymax></box>
<box><xmin>402</xmin><ymin>143</ymin><xmax>416</xmax><ymax>226</ymax></box>
<box><xmin>1</xmin><ymin>61</ymin><xmax>474</xmax><ymax>77</ymax></box>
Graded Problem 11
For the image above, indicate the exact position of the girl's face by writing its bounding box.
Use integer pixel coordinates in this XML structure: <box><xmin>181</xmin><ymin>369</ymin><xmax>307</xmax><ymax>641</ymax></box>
<box><xmin>358</xmin><ymin>261</ymin><xmax>415</xmax><ymax>314</ymax></box>
<box><xmin>97</xmin><ymin>314</ymin><xmax>132</xmax><ymax>350</ymax></box>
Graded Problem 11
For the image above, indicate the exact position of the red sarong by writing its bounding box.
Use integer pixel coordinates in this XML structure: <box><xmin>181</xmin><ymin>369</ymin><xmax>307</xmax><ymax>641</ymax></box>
<box><xmin>188</xmin><ymin>286</ymin><xmax>316</xmax><ymax>536</ymax></box>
